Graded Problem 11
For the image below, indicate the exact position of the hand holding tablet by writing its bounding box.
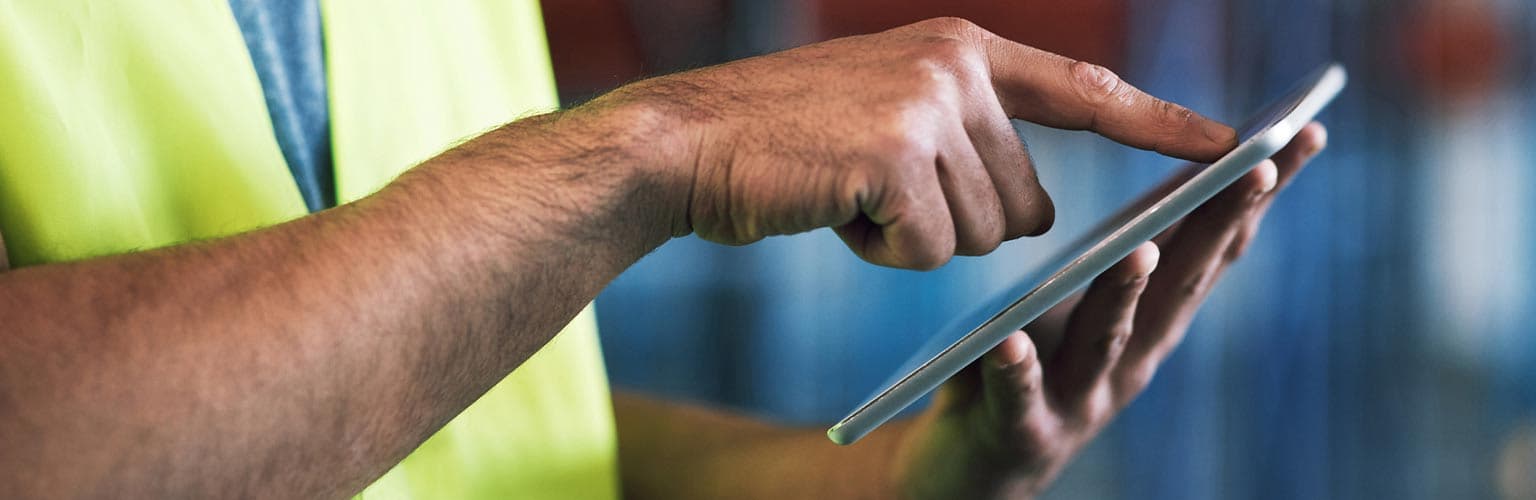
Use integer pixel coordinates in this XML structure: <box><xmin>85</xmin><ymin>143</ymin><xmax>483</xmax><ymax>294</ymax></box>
<box><xmin>830</xmin><ymin>64</ymin><xmax>1346</xmax><ymax>446</ymax></box>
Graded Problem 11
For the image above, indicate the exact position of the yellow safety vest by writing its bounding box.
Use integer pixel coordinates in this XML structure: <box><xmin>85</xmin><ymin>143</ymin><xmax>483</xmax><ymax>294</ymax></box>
<box><xmin>0</xmin><ymin>1</ymin><xmax>620</xmax><ymax>498</ymax></box>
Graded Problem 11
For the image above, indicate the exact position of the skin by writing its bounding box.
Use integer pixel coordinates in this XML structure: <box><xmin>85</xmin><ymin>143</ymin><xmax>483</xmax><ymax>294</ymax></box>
<box><xmin>615</xmin><ymin>125</ymin><xmax>1327</xmax><ymax>500</ymax></box>
<box><xmin>0</xmin><ymin>17</ymin><xmax>1325</xmax><ymax>499</ymax></box>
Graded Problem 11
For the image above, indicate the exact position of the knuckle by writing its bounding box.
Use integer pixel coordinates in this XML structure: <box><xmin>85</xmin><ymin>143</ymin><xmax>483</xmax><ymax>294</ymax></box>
<box><xmin>906</xmin><ymin>237</ymin><xmax>954</xmax><ymax>270</ymax></box>
<box><xmin>1149</xmin><ymin>101</ymin><xmax>1198</xmax><ymax>151</ymax></box>
<box><xmin>1160</xmin><ymin>100</ymin><xmax>1197</xmax><ymax>131</ymax></box>
<box><xmin>1120</xmin><ymin>270</ymin><xmax>1151</xmax><ymax>291</ymax></box>
<box><xmin>908</xmin><ymin>54</ymin><xmax>951</xmax><ymax>89</ymax></box>
<box><xmin>928</xmin><ymin>35</ymin><xmax>984</xmax><ymax>72</ymax></box>
<box><xmin>1068</xmin><ymin>60</ymin><xmax>1127</xmax><ymax>107</ymax></box>
<box><xmin>1076</xmin><ymin>390</ymin><xmax>1115</xmax><ymax>426</ymax></box>
<box><xmin>956</xmin><ymin>225</ymin><xmax>1005</xmax><ymax>256</ymax></box>
<box><xmin>1116</xmin><ymin>363</ymin><xmax>1158</xmax><ymax>395</ymax></box>
<box><xmin>1013</xmin><ymin>369</ymin><xmax>1042</xmax><ymax>396</ymax></box>
<box><xmin>868</xmin><ymin>108</ymin><xmax>936</xmax><ymax>164</ymax></box>
<box><xmin>1238</xmin><ymin>167</ymin><xmax>1276</xmax><ymax>197</ymax></box>
<box><xmin>1224</xmin><ymin>233</ymin><xmax>1255</xmax><ymax>262</ymax></box>
<box><xmin>922</xmin><ymin>35</ymin><xmax>971</xmax><ymax>62</ymax></box>
<box><xmin>906</xmin><ymin>39</ymin><xmax>975</xmax><ymax>101</ymax></box>
<box><xmin>1098</xmin><ymin>324</ymin><xmax>1133</xmax><ymax>356</ymax></box>
<box><xmin>1000</xmin><ymin>150</ymin><xmax>1057</xmax><ymax>239</ymax></box>
<box><xmin>983</xmin><ymin>221</ymin><xmax>1007</xmax><ymax>250</ymax></box>
<box><xmin>921</xmin><ymin>16</ymin><xmax>982</xmax><ymax>37</ymax></box>
<box><xmin>874</xmin><ymin>127</ymin><xmax>933</xmax><ymax>168</ymax></box>
<box><xmin>895</xmin><ymin>21</ymin><xmax>986</xmax><ymax>80</ymax></box>
<box><xmin>836</xmin><ymin>168</ymin><xmax>876</xmax><ymax>212</ymax></box>
<box><xmin>1177</xmin><ymin>270</ymin><xmax>1213</xmax><ymax>298</ymax></box>
<box><xmin>1021</xmin><ymin>193</ymin><xmax>1056</xmax><ymax>236</ymax></box>
<box><xmin>895</xmin><ymin>206</ymin><xmax>956</xmax><ymax>270</ymax></box>
<box><xmin>880</xmin><ymin>187</ymin><xmax>956</xmax><ymax>271</ymax></box>
<box><xmin>1007</xmin><ymin>413</ymin><xmax>1055</xmax><ymax>452</ymax></box>
<box><xmin>954</xmin><ymin>192</ymin><xmax>1006</xmax><ymax>256</ymax></box>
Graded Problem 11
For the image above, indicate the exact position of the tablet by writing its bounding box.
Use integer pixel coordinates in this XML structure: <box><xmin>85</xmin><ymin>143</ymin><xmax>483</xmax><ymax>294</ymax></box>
<box><xmin>827</xmin><ymin>63</ymin><xmax>1346</xmax><ymax>445</ymax></box>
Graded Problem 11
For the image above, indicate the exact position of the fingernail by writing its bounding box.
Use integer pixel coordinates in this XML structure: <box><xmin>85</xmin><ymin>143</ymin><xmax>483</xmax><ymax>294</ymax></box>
<box><xmin>991</xmin><ymin>334</ymin><xmax>1033</xmax><ymax>369</ymax></box>
<box><xmin>1256</xmin><ymin>162</ymin><xmax>1278</xmax><ymax>195</ymax></box>
<box><xmin>1142</xmin><ymin>242</ymin><xmax>1161</xmax><ymax>272</ymax></box>
<box><xmin>1202</xmin><ymin>120</ymin><xmax>1236</xmax><ymax>146</ymax></box>
<box><xmin>1305</xmin><ymin>124</ymin><xmax>1328</xmax><ymax>157</ymax></box>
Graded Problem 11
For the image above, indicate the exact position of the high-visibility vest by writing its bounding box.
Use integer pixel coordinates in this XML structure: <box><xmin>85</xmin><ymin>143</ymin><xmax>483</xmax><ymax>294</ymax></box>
<box><xmin>0</xmin><ymin>2</ymin><xmax>619</xmax><ymax>498</ymax></box>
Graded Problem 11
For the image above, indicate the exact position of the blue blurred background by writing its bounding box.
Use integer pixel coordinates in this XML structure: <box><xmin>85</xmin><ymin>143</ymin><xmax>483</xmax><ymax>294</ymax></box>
<box><xmin>543</xmin><ymin>0</ymin><xmax>1536</xmax><ymax>498</ymax></box>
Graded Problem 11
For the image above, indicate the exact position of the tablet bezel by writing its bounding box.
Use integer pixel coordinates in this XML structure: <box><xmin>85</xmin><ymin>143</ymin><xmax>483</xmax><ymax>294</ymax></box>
<box><xmin>828</xmin><ymin>63</ymin><xmax>1347</xmax><ymax>445</ymax></box>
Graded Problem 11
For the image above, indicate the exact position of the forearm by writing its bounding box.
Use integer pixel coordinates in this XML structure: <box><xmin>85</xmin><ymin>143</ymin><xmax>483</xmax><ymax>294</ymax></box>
<box><xmin>614</xmin><ymin>393</ymin><xmax>913</xmax><ymax>500</ymax></box>
<box><xmin>0</xmin><ymin>102</ymin><xmax>681</xmax><ymax>498</ymax></box>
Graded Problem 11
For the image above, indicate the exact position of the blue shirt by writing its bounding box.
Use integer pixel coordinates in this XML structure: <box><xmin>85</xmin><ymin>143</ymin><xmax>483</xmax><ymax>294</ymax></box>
<box><xmin>227</xmin><ymin>0</ymin><xmax>334</xmax><ymax>212</ymax></box>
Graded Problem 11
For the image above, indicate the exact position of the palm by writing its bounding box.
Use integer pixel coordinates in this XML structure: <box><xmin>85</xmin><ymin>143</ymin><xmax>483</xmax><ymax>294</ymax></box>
<box><xmin>889</xmin><ymin>123</ymin><xmax>1327</xmax><ymax>500</ymax></box>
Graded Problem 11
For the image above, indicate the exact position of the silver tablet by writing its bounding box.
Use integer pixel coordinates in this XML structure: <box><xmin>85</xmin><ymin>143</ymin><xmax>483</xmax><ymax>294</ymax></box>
<box><xmin>828</xmin><ymin>63</ymin><xmax>1347</xmax><ymax>445</ymax></box>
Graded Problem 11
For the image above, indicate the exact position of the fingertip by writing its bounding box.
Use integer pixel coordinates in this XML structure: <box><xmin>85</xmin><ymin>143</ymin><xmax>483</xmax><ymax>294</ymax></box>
<box><xmin>1022</xmin><ymin>193</ymin><xmax>1056</xmax><ymax>237</ymax></box>
<box><xmin>1174</xmin><ymin>111</ymin><xmax>1237</xmax><ymax>162</ymax></box>
<box><xmin>988</xmin><ymin>331</ymin><xmax>1036</xmax><ymax>369</ymax></box>
<box><xmin>1252</xmin><ymin>160</ymin><xmax>1278</xmax><ymax>194</ymax></box>
<box><xmin>1302</xmin><ymin>122</ymin><xmax>1328</xmax><ymax>155</ymax></box>
<box><xmin>980</xmin><ymin>331</ymin><xmax>1044</xmax><ymax>419</ymax></box>
<box><xmin>1129</xmin><ymin>241</ymin><xmax>1160</xmax><ymax>274</ymax></box>
<box><xmin>1200</xmin><ymin>118</ymin><xmax>1239</xmax><ymax>152</ymax></box>
<box><xmin>1099</xmin><ymin>241</ymin><xmax>1158</xmax><ymax>286</ymax></box>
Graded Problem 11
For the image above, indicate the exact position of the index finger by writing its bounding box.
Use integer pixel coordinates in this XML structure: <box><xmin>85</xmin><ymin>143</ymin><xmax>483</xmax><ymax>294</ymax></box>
<box><xmin>974</xmin><ymin>31</ymin><xmax>1238</xmax><ymax>162</ymax></box>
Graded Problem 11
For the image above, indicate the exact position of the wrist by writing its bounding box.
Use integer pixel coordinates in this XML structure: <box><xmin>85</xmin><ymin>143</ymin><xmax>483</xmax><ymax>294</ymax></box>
<box><xmin>581</xmin><ymin>81</ymin><xmax>709</xmax><ymax>239</ymax></box>
<box><xmin>373</xmin><ymin>105</ymin><xmax>686</xmax><ymax>281</ymax></box>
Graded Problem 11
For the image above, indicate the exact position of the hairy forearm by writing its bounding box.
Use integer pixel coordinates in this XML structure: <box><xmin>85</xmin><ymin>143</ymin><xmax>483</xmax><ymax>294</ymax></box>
<box><xmin>0</xmin><ymin>102</ymin><xmax>681</xmax><ymax>498</ymax></box>
<box><xmin>614</xmin><ymin>393</ymin><xmax>914</xmax><ymax>500</ymax></box>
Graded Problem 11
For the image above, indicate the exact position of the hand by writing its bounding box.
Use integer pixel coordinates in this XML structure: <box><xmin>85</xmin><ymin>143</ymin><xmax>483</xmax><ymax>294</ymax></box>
<box><xmin>599</xmin><ymin>17</ymin><xmax>1237</xmax><ymax>269</ymax></box>
<box><xmin>887</xmin><ymin>124</ymin><xmax>1329</xmax><ymax>499</ymax></box>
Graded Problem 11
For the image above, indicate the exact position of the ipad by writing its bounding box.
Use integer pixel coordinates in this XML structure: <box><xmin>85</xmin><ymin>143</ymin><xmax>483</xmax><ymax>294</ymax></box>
<box><xmin>828</xmin><ymin>63</ymin><xmax>1347</xmax><ymax>445</ymax></box>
